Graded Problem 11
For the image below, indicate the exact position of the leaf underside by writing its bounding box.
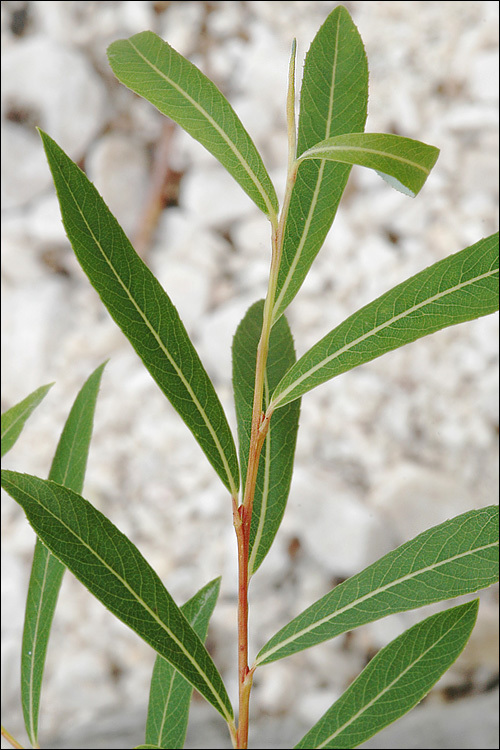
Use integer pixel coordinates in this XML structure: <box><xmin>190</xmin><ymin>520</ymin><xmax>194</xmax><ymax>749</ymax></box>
<box><xmin>298</xmin><ymin>132</ymin><xmax>439</xmax><ymax>197</ymax></box>
<box><xmin>107</xmin><ymin>31</ymin><xmax>278</xmax><ymax>222</ymax></box>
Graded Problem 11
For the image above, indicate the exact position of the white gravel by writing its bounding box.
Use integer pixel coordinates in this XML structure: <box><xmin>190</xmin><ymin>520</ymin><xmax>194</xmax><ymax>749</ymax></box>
<box><xmin>1</xmin><ymin>2</ymin><xmax>498</xmax><ymax>749</ymax></box>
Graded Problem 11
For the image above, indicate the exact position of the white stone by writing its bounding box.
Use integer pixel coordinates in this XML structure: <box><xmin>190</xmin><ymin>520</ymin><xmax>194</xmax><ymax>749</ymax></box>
<box><xmin>468</xmin><ymin>50</ymin><xmax>499</xmax><ymax>101</ymax></box>
<box><xmin>179</xmin><ymin>163</ymin><xmax>257</xmax><ymax>228</ymax></box>
<box><xmin>1</xmin><ymin>35</ymin><xmax>107</xmax><ymax>161</ymax></box>
<box><xmin>372</xmin><ymin>462</ymin><xmax>483</xmax><ymax>543</ymax></box>
<box><xmin>196</xmin><ymin>295</ymin><xmax>256</xmax><ymax>383</ymax></box>
<box><xmin>25</xmin><ymin>194</ymin><xmax>68</xmax><ymax>245</ymax></box>
<box><xmin>157</xmin><ymin>1</ymin><xmax>205</xmax><ymax>57</ymax></box>
<box><xmin>0</xmin><ymin>124</ymin><xmax>52</xmax><ymax>209</ymax></box>
<box><xmin>154</xmin><ymin>207</ymin><xmax>230</xmax><ymax>277</ymax></box>
<box><xmin>253</xmin><ymin>660</ymin><xmax>299</xmax><ymax>714</ymax></box>
<box><xmin>289</xmin><ymin>468</ymin><xmax>391</xmax><ymax>577</ymax></box>
<box><xmin>85</xmin><ymin>133</ymin><xmax>150</xmax><ymax>239</ymax></box>
<box><xmin>296</xmin><ymin>688</ymin><xmax>337</xmax><ymax>726</ymax></box>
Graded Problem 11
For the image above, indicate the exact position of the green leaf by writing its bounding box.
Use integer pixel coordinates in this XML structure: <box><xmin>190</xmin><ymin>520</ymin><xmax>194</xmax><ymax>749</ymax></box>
<box><xmin>1</xmin><ymin>383</ymin><xmax>54</xmax><ymax>458</ymax></box>
<box><xmin>39</xmin><ymin>129</ymin><xmax>239</xmax><ymax>496</ymax></box>
<box><xmin>145</xmin><ymin>578</ymin><xmax>221</xmax><ymax>749</ymax></box>
<box><xmin>255</xmin><ymin>506</ymin><xmax>498</xmax><ymax>666</ymax></box>
<box><xmin>47</xmin><ymin>364</ymin><xmax>107</xmax><ymax>492</ymax></box>
<box><xmin>232</xmin><ymin>301</ymin><xmax>300</xmax><ymax>576</ymax></box>
<box><xmin>270</xmin><ymin>233</ymin><xmax>499</xmax><ymax>410</ymax></box>
<box><xmin>297</xmin><ymin>132</ymin><xmax>439</xmax><ymax>197</ymax></box>
<box><xmin>295</xmin><ymin>600</ymin><xmax>479</xmax><ymax>748</ymax></box>
<box><xmin>272</xmin><ymin>5</ymin><xmax>369</xmax><ymax>323</ymax></box>
<box><xmin>1</xmin><ymin>472</ymin><xmax>234</xmax><ymax>724</ymax></box>
<box><xmin>21</xmin><ymin>363</ymin><xmax>106</xmax><ymax>747</ymax></box>
<box><xmin>107</xmin><ymin>32</ymin><xmax>278</xmax><ymax>223</ymax></box>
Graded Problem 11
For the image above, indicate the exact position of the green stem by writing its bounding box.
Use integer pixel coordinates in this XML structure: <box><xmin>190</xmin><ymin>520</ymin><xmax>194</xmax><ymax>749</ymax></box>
<box><xmin>233</xmin><ymin>39</ymin><xmax>299</xmax><ymax>749</ymax></box>
<box><xmin>1</xmin><ymin>726</ymin><xmax>24</xmax><ymax>750</ymax></box>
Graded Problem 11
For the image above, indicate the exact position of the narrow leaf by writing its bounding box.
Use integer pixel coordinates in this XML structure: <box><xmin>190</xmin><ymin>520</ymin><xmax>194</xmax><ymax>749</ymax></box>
<box><xmin>272</xmin><ymin>5</ymin><xmax>369</xmax><ymax>323</ymax></box>
<box><xmin>145</xmin><ymin>578</ymin><xmax>220</xmax><ymax>749</ymax></box>
<box><xmin>295</xmin><ymin>600</ymin><xmax>479</xmax><ymax>748</ymax></box>
<box><xmin>39</xmin><ymin>129</ymin><xmax>239</xmax><ymax>496</ymax></box>
<box><xmin>232</xmin><ymin>301</ymin><xmax>300</xmax><ymax>576</ymax></box>
<box><xmin>297</xmin><ymin>132</ymin><xmax>439</xmax><ymax>197</ymax></box>
<box><xmin>255</xmin><ymin>505</ymin><xmax>498</xmax><ymax>666</ymax></box>
<box><xmin>1</xmin><ymin>472</ymin><xmax>233</xmax><ymax>724</ymax></box>
<box><xmin>270</xmin><ymin>233</ymin><xmax>499</xmax><ymax>410</ymax></box>
<box><xmin>107</xmin><ymin>32</ymin><xmax>278</xmax><ymax>222</ymax></box>
<box><xmin>21</xmin><ymin>362</ymin><xmax>106</xmax><ymax>746</ymax></box>
<box><xmin>48</xmin><ymin>363</ymin><xmax>107</xmax><ymax>491</ymax></box>
<box><xmin>1</xmin><ymin>383</ymin><xmax>54</xmax><ymax>458</ymax></box>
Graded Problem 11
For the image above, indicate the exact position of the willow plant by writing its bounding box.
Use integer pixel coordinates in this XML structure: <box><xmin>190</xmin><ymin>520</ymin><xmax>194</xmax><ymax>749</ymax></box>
<box><xmin>1</xmin><ymin>6</ymin><xmax>499</xmax><ymax>750</ymax></box>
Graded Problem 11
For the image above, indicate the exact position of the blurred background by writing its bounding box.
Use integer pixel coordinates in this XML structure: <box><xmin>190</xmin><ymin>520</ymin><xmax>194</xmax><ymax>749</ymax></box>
<box><xmin>1</xmin><ymin>1</ymin><xmax>498</xmax><ymax>748</ymax></box>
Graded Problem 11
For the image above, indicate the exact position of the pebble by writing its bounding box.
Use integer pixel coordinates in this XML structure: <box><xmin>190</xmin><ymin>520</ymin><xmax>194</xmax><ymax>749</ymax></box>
<box><xmin>1</xmin><ymin>35</ymin><xmax>107</xmax><ymax>162</ymax></box>
<box><xmin>85</xmin><ymin>132</ymin><xmax>150</xmax><ymax>239</ymax></box>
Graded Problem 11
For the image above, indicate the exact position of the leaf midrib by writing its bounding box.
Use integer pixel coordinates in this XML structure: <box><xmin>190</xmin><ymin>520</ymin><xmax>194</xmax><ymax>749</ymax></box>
<box><xmin>248</xmin><ymin>370</ymin><xmax>272</xmax><ymax>576</ymax></box>
<box><xmin>272</xmin><ymin>265</ymin><xmax>498</xmax><ymax>408</ymax></box>
<box><xmin>26</xmin><ymin>545</ymin><xmax>52</xmax><ymax>743</ymax></box>
<box><xmin>19</xmin><ymin>479</ymin><xmax>232</xmax><ymax>722</ymax></box>
<box><xmin>157</xmin><ymin>668</ymin><xmax>177</xmax><ymax>742</ymax></box>
<box><xmin>126</xmin><ymin>37</ymin><xmax>277</xmax><ymax>223</ymax></box>
<box><xmin>53</xmin><ymin>155</ymin><xmax>238</xmax><ymax>496</ymax></box>
<box><xmin>299</xmin><ymin>142</ymin><xmax>432</xmax><ymax>174</ymax></box>
<box><xmin>255</xmin><ymin>537</ymin><xmax>497</xmax><ymax>665</ymax></box>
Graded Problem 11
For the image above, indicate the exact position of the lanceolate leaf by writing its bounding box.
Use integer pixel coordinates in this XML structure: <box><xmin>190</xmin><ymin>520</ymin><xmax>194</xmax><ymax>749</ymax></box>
<box><xmin>107</xmin><ymin>32</ymin><xmax>278</xmax><ymax>223</ymax></box>
<box><xmin>295</xmin><ymin>600</ymin><xmax>479</xmax><ymax>749</ymax></box>
<box><xmin>39</xmin><ymin>129</ymin><xmax>239</xmax><ymax>496</ymax></box>
<box><xmin>255</xmin><ymin>506</ymin><xmax>498</xmax><ymax>666</ymax></box>
<box><xmin>297</xmin><ymin>133</ymin><xmax>439</xmax><ymax>198</ymax></box>
<box><xmin>1</xmin><ymin>472</ymin><xmax>233</xmax><ymax>724</ymax></box>
<box><xmin>21</xmin><ymin>362</ymin><xmax>106</xmax><ymax>747</ymax></box>
<box><xmin>1</xmin><ymin>383</ymin><xmax>54</xmax><ymax>458</ymax></box>
<box><xmin>145</xmin><ymin>578</ymin><xmax>221</xmax><ymax>749</ymax></box>
<box><xmin>272</xmin><ymin>5</ymin><xmax>369</xmax><ymax>323</ymax></box>
<box><xmin>232</xmin><ymin>301</ymin><xmax>300</xmax><ymax>576</ymax></box>
<box><xmin>270</xmin><ymin>233</ymin><xmax>499</xmax><ymax>410</ymax></box>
